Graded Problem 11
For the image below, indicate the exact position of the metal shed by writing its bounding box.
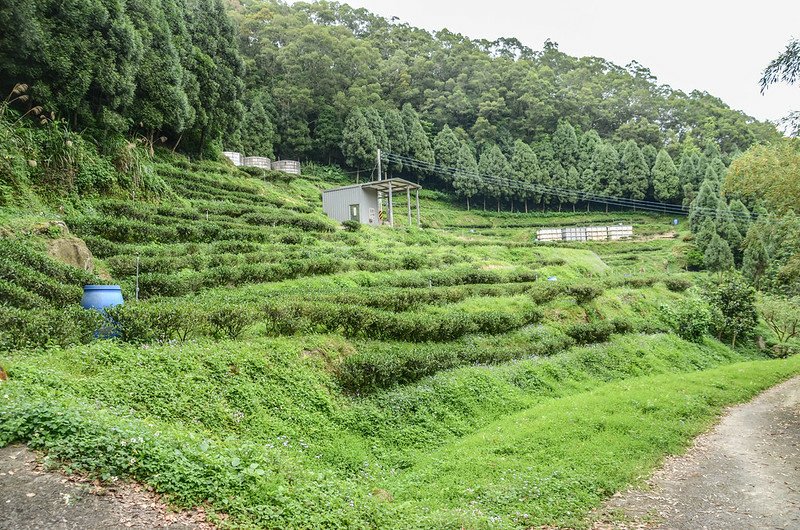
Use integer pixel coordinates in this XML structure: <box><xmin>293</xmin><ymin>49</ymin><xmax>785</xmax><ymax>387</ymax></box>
<box><xmin>322</xmin><ymin>178</ymin><xmax>421</xmax><ymax>227</ymax></box>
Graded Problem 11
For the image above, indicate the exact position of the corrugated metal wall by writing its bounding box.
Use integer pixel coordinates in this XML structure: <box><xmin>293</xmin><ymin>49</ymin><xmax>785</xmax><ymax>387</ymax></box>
<box><xmin>322</xmin><ymin>186</ymin><xmax>380</xmax><ymax>226</ymax></box>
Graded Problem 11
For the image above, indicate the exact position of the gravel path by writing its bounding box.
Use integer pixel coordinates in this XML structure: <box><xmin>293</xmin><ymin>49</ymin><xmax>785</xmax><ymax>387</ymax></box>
<box><xmin>592</xmin><ymin>375</ymin><xmax>800</xmax><ymax>530</ymax></box>
<box><xmin>0</xmin><ymin>445</ymin><xmax>214</xmax><ymax>530</ymax></box>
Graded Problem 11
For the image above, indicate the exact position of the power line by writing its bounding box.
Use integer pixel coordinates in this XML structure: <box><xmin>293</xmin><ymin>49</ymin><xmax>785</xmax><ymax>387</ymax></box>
<box><xmin>382</xmin><ymin>152</ymin><xmax>756</xmax><ymax>222</ymax></box>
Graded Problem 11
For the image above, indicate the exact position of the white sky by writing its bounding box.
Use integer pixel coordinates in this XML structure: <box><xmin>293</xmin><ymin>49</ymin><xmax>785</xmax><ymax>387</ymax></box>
<box><xmin>293</xmin><ymin>0</ymin><xmax>799</xmax><ymax>124</ymax></box>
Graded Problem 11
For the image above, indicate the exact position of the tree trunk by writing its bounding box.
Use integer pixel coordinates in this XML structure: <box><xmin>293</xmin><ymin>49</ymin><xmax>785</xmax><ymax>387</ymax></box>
<box><xmin>524</xmin><ymin>199</ymin><xmax>528</xmax><ymax>213</ymax></box>
<box><xmin>558</xmin><ymin>203</ymin><xmax>562</xmax><ymax>212</ymax></box>
<box><xmin>483</xmin><ymin>198</ymin><xmax>486</xmax><ymax>211</ymax></box>
<box><xmin>466</xmin><ymin>197</ymin><xmax>470</xmax><ymax>210</ymax></box>
<box><xmin>605</xmin><ymin>203</ymin><xmax>609</xmax><ymax>213</ymax></box>
<box><xmin>572</xmin><ymin>203</ymin><xmax>576</xmax><ymax>212</ymax></box>
<box><xmin>497</xmin><ymin>200</ymin><xmax>500</xmax><ymax>212</ymax></box>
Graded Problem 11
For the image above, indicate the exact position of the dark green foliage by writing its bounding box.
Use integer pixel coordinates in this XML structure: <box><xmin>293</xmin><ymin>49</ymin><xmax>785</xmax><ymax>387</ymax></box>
<box><xmin>664</xmin><ymin>277</ymin><xmax>692</xmax><ymax>292</ymax></box>
<box><xmin>704</xmin><ymin>234</ymin><xmax>734</xmax><ymax>273</ymax></box>
<box><xmin>433</xmin><ymin>125</ymin><xmax>460</xmax><ymax>181</ymax></box>
<box><xmin>651</xmin><ymin>149</ymin><xmax>679</xmax><ymax>202</ymax></box>
<box><xmin>241</xmin><ymin>91</ymin><xmax>277</xmax><ymax>158</ymax></box>
<box><xmin>663</xmin><ymin>298</ymin><xmax>711</xmax><ymax>342</ymax></box>
<box><xmin>620</xmin><ymin>140</ymin><xmax>648</xmax><ymax>200</ymax></box>
<box><xmin>565</xmin><ymin>284</ymin><xmax>604</xmax><ymax>305</ymax></box>
<box><xmin>453</xmin><ymin>142</ymin><xmax>480</xmax><ymax>208</ymax></box>
<box><xmin>342</xmin><ymin>220</ymin><xmax>361</xmax><ymax>232</ymax></box>
<box><xmin>704</xmin><ymin>273</ymin><xmax>758</xmax><ymax>346</ymax></box>
<box><xmin>207</xmin><ymin>304</ymin><xmax>257</xmax><ymax>340</ymax></box>
<box><xmin>565</xmin><ymin>320</ymin><xmax>617</xmax><ymax>345</ymax></box>
<box><xmin>340</xmin><ymin>108</ymin><xmax>376</xmax><ymax>172</ymax></box>
<box><xmin>0</xmin><ymin>305</ymin><xmax>101</xmax><ymax>350</ymax></box>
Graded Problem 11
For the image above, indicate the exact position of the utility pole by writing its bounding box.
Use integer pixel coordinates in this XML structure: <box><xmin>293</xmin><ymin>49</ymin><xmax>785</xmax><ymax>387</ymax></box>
<box><xmin>377</xmin><ymin>149</ymin><xmax>382</xmax><ymax>181</ymax></box>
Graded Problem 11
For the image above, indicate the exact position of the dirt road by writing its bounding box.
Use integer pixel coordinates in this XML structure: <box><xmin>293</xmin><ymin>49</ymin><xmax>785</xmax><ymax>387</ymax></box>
<box><xmin>0</xmin><ymin>445</ymin><xmax>213</xmax><ymax>530</ymax></box>
<box><xmin>593</xmin><ymin>375</ymin><xmax>800</xmax><ymax>529</ymax></box>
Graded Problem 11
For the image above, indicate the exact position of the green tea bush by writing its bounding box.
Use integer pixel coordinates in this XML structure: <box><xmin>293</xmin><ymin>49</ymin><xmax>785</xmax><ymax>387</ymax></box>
<box><xmin>207</xmin><ymin>305</ymin><xmax>258</xmax><ymax>340</ymax></box>
<box><xmin>342</xmin><ymin>220</ymin><xmax>361</xmax><ymax>232</ymax></box>
<box><xmin>664</xmin><ymin>277</ymin><xmax>692</xmax><ymax>292</ymax></box>
<box><xmin>565</xmin><ymin>284</ymin><xmax>604</xmax><ymax>305</ymax></box>
<box><xmin>662</xmin><ymin>298</ymin><xmax>711</xmax><ymax>343</ymax></box>
<box><xmin>528</xmin><ymin>282</ymin><xmax>566</xmax><ymax>304</ymax></box>
<box><xmin>0</xmin><ymin>305</ymin><xmax>101</xmax><ymax>350</ymax></box>
<box><xmin>565</xmin><ymin>320</ymin><xmax>617</xmax><ymax>345</ymax></box>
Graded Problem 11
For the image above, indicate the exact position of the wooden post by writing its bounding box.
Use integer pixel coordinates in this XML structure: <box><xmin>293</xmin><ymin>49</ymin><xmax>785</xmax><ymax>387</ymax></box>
<box><xmin>416</xmin><ymin>189</ymin><xmax>420</xmax><ymax>227</ymax></box>
<box><xmin>407</xmin><ymin>187</ymin><xmax>412</xmax><ymax>226</ymax></box>
<box><xmin>388</xmin><ymin>181</ymin><xmax>394</xmax><ymax>227</ymax></box>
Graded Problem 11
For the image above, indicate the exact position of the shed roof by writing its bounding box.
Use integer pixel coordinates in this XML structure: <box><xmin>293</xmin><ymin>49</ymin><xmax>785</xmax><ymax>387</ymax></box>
<box><xmin>322</xmin><ymin>178</ymin><xmax>421</xmax><ymax>194</ymax></box>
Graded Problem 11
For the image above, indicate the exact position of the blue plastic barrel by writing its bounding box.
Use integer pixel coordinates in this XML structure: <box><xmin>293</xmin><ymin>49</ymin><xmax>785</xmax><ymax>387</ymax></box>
<box><xmin>81</xmin><ymin>285</ymin><xmax>124</xmax><ymax>338</ymax></box>
<box><xmin>81</xmin><ymin>285</ymin><xmax>124</xmax><ymax>312</ymax></box>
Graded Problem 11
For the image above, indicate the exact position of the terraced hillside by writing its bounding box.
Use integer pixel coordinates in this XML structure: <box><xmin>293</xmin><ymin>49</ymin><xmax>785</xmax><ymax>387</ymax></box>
<box><xmin>1</xmin><ymin>156</ymin><xmax>797</xmax><ymax>529</ymax></box>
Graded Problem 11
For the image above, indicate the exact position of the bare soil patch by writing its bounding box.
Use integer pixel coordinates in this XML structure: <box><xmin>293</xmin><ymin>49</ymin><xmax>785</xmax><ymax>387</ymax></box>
<box><xmin>0</xmin><ymin>445</ymin><xmax>215</xmax><ymax>530</ymax></box>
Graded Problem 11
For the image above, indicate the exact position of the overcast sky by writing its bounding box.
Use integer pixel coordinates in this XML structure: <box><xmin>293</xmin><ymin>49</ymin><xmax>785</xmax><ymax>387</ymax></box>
<box><xmin>296</xmin><ymin>0</ymin><xmax>799</xmax><ymax>125</ymax></box>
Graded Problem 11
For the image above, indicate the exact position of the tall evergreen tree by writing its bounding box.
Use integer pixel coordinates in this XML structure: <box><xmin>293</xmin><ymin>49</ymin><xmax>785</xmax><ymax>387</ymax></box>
<box><xmin>185</xmin><ymin>0</ymin><xmax>244</xmax><ymax>155</ymax></box>
<box><xmin>340</xmin><ymin>108</ymin><xmax>376</xmax><ymax>180</ymax></box>
<box><xmin>651</xmin><ymin>149</ymin><xmax>680</xmax><ymax>202</ymax></box>
<box><xmin>478</xmin><ymin>144</ymin><xmax>512</xmax><ymax>211</ymax></box>
<box><xmin>453</xmin><ymin>142</ymin><xmax>480</xmax><ymax>210</ymax></box>
<box><xmin>552</xmin><ymin>162</ymin><xmax>568</xmax><ymax>211</ymax></box>
<box><xmin>704</xmin><ymin>233</ymin><xmax>735</xmax><ymax>273</ymax></box>
<box><xmin>510</xmin><ymin>140</ymin><xmax>539</xmax><ymax>212</ymax></box>
<box><xmin>620</xmin><ymin>140</ymin><xmax>648</xmax><ymax>200</ymax></box>
<box><xmin>313</xmin><ymin>106</ymin><xmax>342</xmax><ymax>164</ymax></box>
<box><xmin>402</xmin><ymin>103</ymin><xmax>434</xmax><ymax>179</ymax></box>
<box><xmin>577</xmin><ymin>129</ymin><xmax>601</xmax><ymax>175</ymax></box>
<box><xmin>241</xmin><ymin>91</ymin><xmax>277</xmax><ymax>158</ymax></box>
<box><xmin>362</xmin><ymin>107</ymin><xmax>388</xmax><ymax>152</ymax></box>
<box><xmin>677</xmin><ymin>151</ymin><xmax>698</xmax><ymax>188</ymax></box>
<box><xmin>433</xmin><ymin>125</ymin><xmax>461</xmax><ymax>182</ymax></box>
<box><xmin>641</xmin><ymin>144</ymin><xmax>658</xmax><ymax>174</ymax></box>
<box><xmin>565</xmin><ymin>166</ymin><xmax>580</xmax><ymax>211</ymax></box>
<box><xmin>553</xmin><ymin>120</ymin><xmax>580</xmax><ymax>169</ymax></box>
<box><xmin>584</xmin><ymin>142</ymin><xmax>621</xmax><ymax>212</ymax></box>
<box><xmin>728</xmin><ymin>199</ymin><xmax>752</xmax><ymax>241</ymax></box>
<box><xmin>689</xmin><ymin>180</ymin><xmax>723</xmax><ymax>231</ymax></box>
<box><xmin>382</xmin><ymin>108</ymin><xmax>407</xmax><ymax>174</ymax></box>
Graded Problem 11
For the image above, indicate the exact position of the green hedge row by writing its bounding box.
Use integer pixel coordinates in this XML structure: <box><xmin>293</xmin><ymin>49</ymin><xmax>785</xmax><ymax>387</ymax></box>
<box><xmin>0</xmin><ymin>305</ymin><xmax>102</xmax><ymax>350</ymax></box>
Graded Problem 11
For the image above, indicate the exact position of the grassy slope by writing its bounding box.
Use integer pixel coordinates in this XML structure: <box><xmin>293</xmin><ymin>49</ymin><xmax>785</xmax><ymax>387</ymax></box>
<box><xmin>1</xmin><ymin>156</ymin><xmax>798</xmax><ymax>528</ymax></box>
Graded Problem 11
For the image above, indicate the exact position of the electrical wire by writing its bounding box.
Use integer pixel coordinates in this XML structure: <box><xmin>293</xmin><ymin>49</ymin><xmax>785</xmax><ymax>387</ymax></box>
<box><xmin>381</xmin><ymin>152</ymin><xmax>756</xmax><ymax>222</ymax></box>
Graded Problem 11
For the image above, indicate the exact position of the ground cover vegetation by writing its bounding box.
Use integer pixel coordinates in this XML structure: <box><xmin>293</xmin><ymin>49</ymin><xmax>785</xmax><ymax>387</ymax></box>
<box><xmin>1</xmin><ymin>3</ymin><xmax>799</xmax><ymax>529</ymax></box>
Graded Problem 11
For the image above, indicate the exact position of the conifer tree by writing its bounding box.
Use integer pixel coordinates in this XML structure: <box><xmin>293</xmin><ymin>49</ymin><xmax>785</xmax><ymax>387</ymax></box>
<box><xmin>652</xmin><ymin>149</ymin><xmax>679</xmax><ymax>202</ymax></box>
<box><xmin>340</xmin><ymin>108</ymin><xmax>376</xmax><ymax>180</ymax></box>
<box><xmin>704</xmin><ymin>233</ymin><xmax>735</xmax><ymax>273</ymax></box>
<box><xmin>584</xmin><ymin>142</ymin><xmax>621</xmax><ymax>212</ymax></box>
<box><xmin>478</xmin><ymin>144</ymin><xmax>512</xmax><ymax>211</ymax></box>
<box><xmin>577</xmin><ymin>130</ymin><xmax>601</xmax><ymax>175</ymax></box>
<box><xmin>241</xmin><ymin>91</ymin><xmax>277</xmax><ymax>158</ymax></box>
<box><xmin>402</xmin><ymin>103</ymin><xmax>434</xmax><ymax>179</ymax></box>
<box><xmin>363</xmin><ymin>107</ymin><xmax>388</xmax><ymax>151</ymax></box>
<box><xmin>433</xmin><ymin>125</ymin><xmax>461</xmax><ymax>182</ymax></box>
<box><xmin>382</xmin><ymin>108</ymin><xmax>407</xmax><ymax>174</ymax></box>
<box><xmin>313</xmin><ymin>106</ymin><xmax>342</xmax><ymax>164</ymax></box>
<box><xmin>695</xmin><ymin>218</ymin><xmax>718</xmax><ymax>254</ymax></box>
<box><xmin>453</xmin><ymin>142</ymin><xmax>480</xmax><ymax>210</ymax></box>
<box><xmin>534</xmin><ymin>139</ymin><xmax>557</xmax><ymax>209</ymax></box>
<box><xmin>742</xmin><ymin>225</ymin><xmax>769</xmax><ymax>289</ymax></box>
<box><xmin>510</xmin><ymin>140</ymin><xmax>540</xmax><ymax>212</ymax></box>
<box><xmin>620</xmin><ymin>140</ymin><xmax>648</xmax><ymax>200</ymax></box>
<box><xmin>689</xmin><ymin>180</ymin><xmax>723</xmax><ymax>231</ymax></box>
<box><xmin>677</xmin><ymin>152</ymin><xmax>696</xmax><ymax>187</ymax></box>
<box><xmin>728</xmin><ymin>199</ymin><xmax>752</xmax><ymax>241</ymax></box>
<box><xmin>553</xmin><ymin>120</ymin><xmax>580</xmax><ymax>169</ymax></box>
<box><xmin>565</xmin><ymin>166</ymin><xmax>580</xmax><ymax>211</ymax></box>
<box><xmin>552</xmin><ymin>162</ymin><xmax>568</xmax><ymax>211</ymax></box>
<box><xmin>641</xmin><ymin>144</ymin><xmax>658</xmax><ymax>175</ymax></box>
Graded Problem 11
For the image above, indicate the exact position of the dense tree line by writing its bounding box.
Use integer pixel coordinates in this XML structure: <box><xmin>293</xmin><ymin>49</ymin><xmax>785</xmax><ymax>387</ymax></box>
<box><xmin>0</xmin><ymin>0</ymin><xmax>243</xmax><ymax>156</ymax></box>
<box><xmin>226</xmin><ymin>0</ymin><xmax>778</xmax><ymax>164</ymax></box>
<box><xmin>0</xmin><ymin>0</ymin><xmax>781</xmax><ymax>171</ymax></box>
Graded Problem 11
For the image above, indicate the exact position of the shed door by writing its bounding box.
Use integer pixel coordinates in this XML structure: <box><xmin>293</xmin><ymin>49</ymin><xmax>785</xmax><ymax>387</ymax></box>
<box><xmin>349</xmin><ymin>204</ymin><xmax>360</xmax><ymax>221</ymax></box>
